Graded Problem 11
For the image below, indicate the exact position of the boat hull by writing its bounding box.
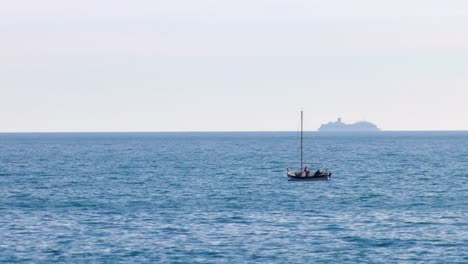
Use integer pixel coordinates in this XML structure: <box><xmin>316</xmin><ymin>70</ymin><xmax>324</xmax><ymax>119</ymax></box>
<box><xmin>287</xmin><ymin>171</ymin><xmax>332</xmax><ymax>181</ymax></box>
<box><xmin>287</xmin><ymin>175</ymin><xmax>330</xmax><ymax>181</ymax></box>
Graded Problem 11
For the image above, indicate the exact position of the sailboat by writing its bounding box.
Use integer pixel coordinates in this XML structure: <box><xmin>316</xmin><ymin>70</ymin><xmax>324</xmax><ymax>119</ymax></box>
<box><xmin>287</xmin><ymin>110</ymin><xmax>332</xmax><ymax>181</ymax></box>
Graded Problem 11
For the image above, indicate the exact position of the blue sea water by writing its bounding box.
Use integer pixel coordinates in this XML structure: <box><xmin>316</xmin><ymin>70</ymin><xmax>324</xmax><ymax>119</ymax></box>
<box><xmin>0</xmin><ymin>132</ymin><xmax>467</xmax><ymax>263</ymax></box>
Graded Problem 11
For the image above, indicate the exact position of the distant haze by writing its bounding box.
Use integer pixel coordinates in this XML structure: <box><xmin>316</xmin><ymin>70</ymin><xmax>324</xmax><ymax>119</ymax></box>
<box><xmin>1</xmin><ymin>1</ymin><xmax>467</xmax><ymax>132</ymax></box>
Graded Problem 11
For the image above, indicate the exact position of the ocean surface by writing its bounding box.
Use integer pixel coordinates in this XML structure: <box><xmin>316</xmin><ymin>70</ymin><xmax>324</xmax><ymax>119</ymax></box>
<box><xmin>0</xmin><ymin>132</ymin><xmax>467</xmax><ymax>263</ymax></box>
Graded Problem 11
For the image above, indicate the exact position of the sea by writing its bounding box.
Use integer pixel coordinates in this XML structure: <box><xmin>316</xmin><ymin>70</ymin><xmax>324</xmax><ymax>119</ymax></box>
<box><xmin>0</xmin><ymin>132</ymin><xmax>467</xmax><ymax>263</ymax></box>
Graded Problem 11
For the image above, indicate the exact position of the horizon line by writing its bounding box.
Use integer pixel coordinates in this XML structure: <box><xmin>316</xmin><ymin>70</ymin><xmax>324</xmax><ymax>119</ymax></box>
<box><xmin>1</xmin><ymin>130</ymin><xmax>468</xmax><ymax>134</ymax></box>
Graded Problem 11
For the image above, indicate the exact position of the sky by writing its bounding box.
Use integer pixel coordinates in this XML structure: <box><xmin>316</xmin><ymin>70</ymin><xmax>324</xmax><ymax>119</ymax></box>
<box><xmin>1</xmin><ymin>0</ymin><xmax>468</xmax><ymax>132</ymax></box>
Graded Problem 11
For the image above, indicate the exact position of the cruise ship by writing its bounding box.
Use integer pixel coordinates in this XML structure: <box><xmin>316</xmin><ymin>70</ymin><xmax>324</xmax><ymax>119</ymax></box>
<box><xmin>318</xmin><ymin>118</ymin><xmax>381</xmax><ymax>132</ymax></box>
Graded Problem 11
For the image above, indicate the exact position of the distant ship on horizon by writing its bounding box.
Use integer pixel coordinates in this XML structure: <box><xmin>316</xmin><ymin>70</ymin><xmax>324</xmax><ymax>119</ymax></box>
<box><xmin>318</xmin><ymin>118</ymin><xmax>381</xmax><ymax>132</ymax></box>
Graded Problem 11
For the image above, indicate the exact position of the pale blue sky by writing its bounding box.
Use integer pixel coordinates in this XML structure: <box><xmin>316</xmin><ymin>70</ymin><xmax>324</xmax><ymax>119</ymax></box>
<box><xmin>1</xmin><ymin>0</ymin><xmax>467</xmax><ymax>131</ymax></box>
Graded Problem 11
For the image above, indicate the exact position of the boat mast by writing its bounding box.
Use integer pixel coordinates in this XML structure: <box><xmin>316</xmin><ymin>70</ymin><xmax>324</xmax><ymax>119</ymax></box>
<box><xmin>301</xmin><ymin>109</ymin><xmax>303</xmax><ymax>170</ymax></box>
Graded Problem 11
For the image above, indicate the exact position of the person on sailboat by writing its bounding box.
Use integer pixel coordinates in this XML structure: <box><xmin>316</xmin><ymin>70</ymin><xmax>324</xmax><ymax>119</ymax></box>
<box><xmin>304</xmin><ymin>166</ymin><xmax>310</xmax><ymax>176</ymax></box>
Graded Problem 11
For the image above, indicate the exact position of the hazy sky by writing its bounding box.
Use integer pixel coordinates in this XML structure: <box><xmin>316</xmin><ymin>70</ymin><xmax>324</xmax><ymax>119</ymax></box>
<box><xmin>1</xmin><ymin>0</ymin><xmax>467</xmax><ymax>132</ymax></box>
